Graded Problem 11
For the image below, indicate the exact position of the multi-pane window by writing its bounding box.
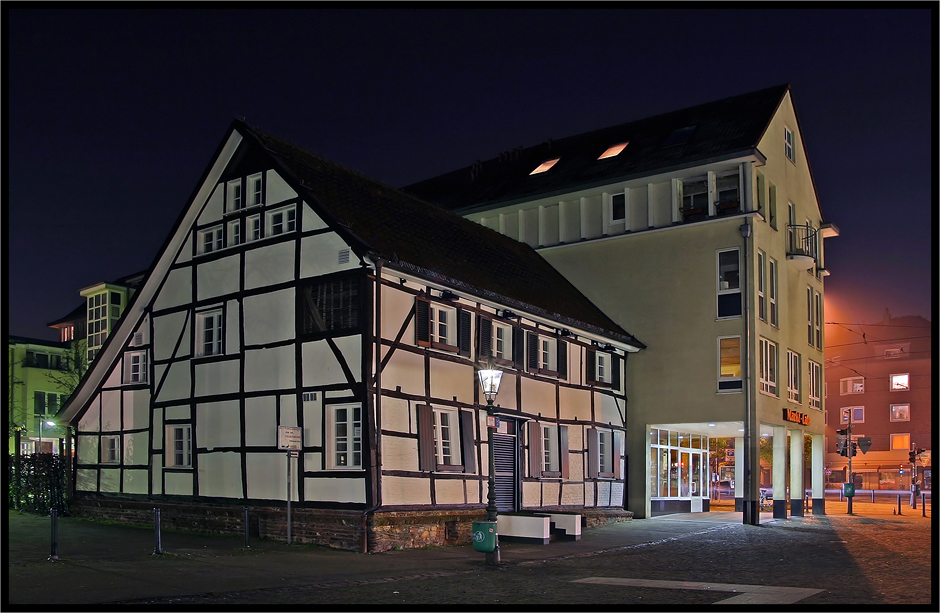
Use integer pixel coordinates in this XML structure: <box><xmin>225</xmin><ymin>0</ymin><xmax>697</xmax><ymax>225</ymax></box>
<box><xmin>717</xmin><ymin>249</ymin><xmax>741</xmax><ymax>318</ymax></box>
<box><xmin>430</xmin><ymin>304</ymin><xmax>457</xmax><ymax>347</ymax></box>
<box><xmin>539</xmin><ymin>337</ymin><xmax>557</xmax><ymax>372</ymax></box>
<box><xmin>768</xmin><ymin>183</ymin><xmax>777</xmax><ymax>230</ymax></box>
<box><xmin>598</xmin><ymin>429</ymin><xmax>614</xmax><ymax>475</ymax></box>
<box><xmin>493</xmin><ymin>322</ymin><xmax>513</xmax><ymax>361</ymax></box>
<box><xmin>718</xmin><ymin>337</ymin><xmax>742</xmax><ymax>392</ymax></box>
<box><xmin>329</xmin><ymin>404</ymin><xmax>362</xmax><ymax>469</ymax></box>
<box><xmin>124</xmin><ymin>350</ymin><xmax>148</xmax><ymax>384</ymax></box>
<box><xmin>299</xmin><ymin>276</ymin><xmax>360</xmax><ymax>335</ymax></box>
<box><xmin>102</xmin><ymin>435</ymin><xmax>120</xmax><ymax>464</ymax></box>
<box><xmin>814</xmin><ymin>291</ymin><xmax>823</xmax><ymax>349</ymax></box>
<box><xmin>248</xmin><ymin>214</ymin><xmax>262</xmax><ymax>241</ymax></box>
<box><xmin>228</xmin><ymin>220</ymin><xmax>242</xmax><ymax>247</ymax></box>
<box><xmin>757</xmin><ymin>251</ymin><xmax>766</xmax><ymax>321</ymax></box>
<box><xmin>890</xmin><ymin>404</ymin><xmax>910</xmax><ymax>422</ymax></box>
<box><xmin>807</xmin><ymin>287</ymin><xmax>814</xmax><ymax>346</ymax></box>
<box><xmin>167</xmin><ymin>425</ymin><xmax>192</xmax><ymax>467</ymax></box>
<box><xmin>610</xmin><ymin>193</ymin><xmax>626</xmax><ymax>222</ymax></box>
<box><xmin>840</xmin><ymin>406</ymin><xmax>864</xmax><ymax>424</ymax></box>
<box><xmin>195</xmin><ymin>309</ymin><xmax>223</xmax><ymax>356</ymax></box>
<box><xmin>34</xmin><ymin>391</ymin><xmax>65</xmax><ymax>417</ymax></box>
<box><xmin>432</xmin><ymin>408</ymin><xmax>460</xmax><ymax>466</ymax></box>
<box><xmin>198</xmin><ymin>226</ymin><xmax>223</xmax><ymax>254</ymax></box>
<box><xmin>785</xmin><ymin>126</ymin><xmax>795</xmax><ymax>163</ymax></box>
<box><xmin>759</xmin><ymin>337</ymin><xmax>778</xmax><ymax>396</ymax></box>
<box><xmin>268</xmin><ymin>206</ymin><xmax>296</xmax><ymax>236</ymax></box>
<box><xmin>682</xmin><ymin>179</ymin><xmax>708</xmax><ymax>213</ymax></box>
<box><xmin>247</xmin><ymin>173</ymin><xmax>263</xmax><ymax>207</ymax></box>
<box><xmin>808</xmin><ymin>360</ymin><xmax>822</xmax><ymax>410</ymax></box>
<box><xmin>840</xmin><ymin>376</ymin><xmax>864</xmax><ymax>395</ymax></box>
<box><xmin>787</xmin><ymin>350</ymin><xmax>801</xmax><ymax>403</ymax></box>
<box><xmin>890</xmin><ymin>373</ymin><xmax>910</xmax><ymax>391</ymax></box>
<box><xmin>542</xmin><ymin>425</ymin><xmax>559</xmax><ymax>473</ymax></box>
<box><xmin>768</xmin><ymin>258</ymin><xmax>778</xmax><ymax>326</ymax></box>
<box><xmin>227</xmin><ymin>179</ymin><xmax>243</xmax><ymax>211</ymax></box>
<box><xmin>110</xmin><ymin>291</ymin><xmax>122</xmax><ymax>318</ymax></box>
<box><xmin>890</xmin><ymin>433</ymin><xmax>910</xmax><ymax>451</ymax></box>
<box><xmin>87</xmin><ymin>292</ymin><xmax>110</xmax><ymax>359</ymax></box>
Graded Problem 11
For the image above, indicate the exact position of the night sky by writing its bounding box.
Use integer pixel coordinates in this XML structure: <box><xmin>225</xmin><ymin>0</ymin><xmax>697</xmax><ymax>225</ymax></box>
<box><xmin>7</xmin><ymin>8</ymin><xmax>934</xmax><ymax>341</ymax></box>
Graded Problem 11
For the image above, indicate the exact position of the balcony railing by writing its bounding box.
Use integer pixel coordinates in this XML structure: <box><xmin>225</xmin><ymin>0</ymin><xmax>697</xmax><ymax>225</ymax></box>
<box><xmin>787</xmin><ymin>224</ymin><xmax>818</xmax><ymax>268</ymax></box>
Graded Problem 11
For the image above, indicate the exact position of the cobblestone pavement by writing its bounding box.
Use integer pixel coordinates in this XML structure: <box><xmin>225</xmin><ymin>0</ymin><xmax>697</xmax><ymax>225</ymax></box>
<box><xmin>7</xmin><ymin>498</ymin><xmax>933</xmax><ymax>608</ymax></box>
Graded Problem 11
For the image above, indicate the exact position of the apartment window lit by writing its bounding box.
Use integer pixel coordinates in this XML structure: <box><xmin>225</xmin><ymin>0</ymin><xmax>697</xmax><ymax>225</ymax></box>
<box><xmin>890</xmin><ymin>373</ymin><xmax>910</xmax><ymax>391</ymax></box>
<box><xmin>890</xmin><ymin>433</ymin><xmax>910</xmax><ymax>451</ymax></box>
<box><xmin>890</xmin><ymin>404</ymin><xmax>910</xmax><ymax>422</ymax></box>
<box><xmin>718</xmin><ymin>337</ymin><xmax>742</xmax><ymax>392</ymax></box>
<box><xmin>840</xmin><ymin>376</ymin><xmax>864</xmax><ymax>395</ymax></box>
<box><xmin>530</xmin><ymin>158</ymin><xmax>559</xmax><ymax>175</ymax></box>
<box><xmin>247</xmin><ymin>173</ymin><xmax>263</xmax><ymax>207</ymax></box>
<box><xmin>717</xmin><ymin>249</ymin><xmax>741</xmax><ymax>318</ymax></box>
<box><xmin>787</xmin><ymin>350</ymin><xmax>801</xmax><ymax>403</ymax></box>
<box><xmin>328</xmin><ymin>404</ymin><xmax>362</xmax><ymax>469</ymax></box>
<box><xmin>808</xmin><ymin>360</ymin><xmax>822</xmax><ymax>410</ymax></box>
<box><xmin>598</xmin><ymin>142</ymin><xmax>628</xmax><ymax>159</ymax></box>
<box><xmin>166</xmin><ymin>425</ymin><xmax>192</xmax><ymax>467</ymax></box>
<box><xmin>195</xmin><ymin>309</ymin><xmax>223</xmax><ymax>356</ymax></box>
<box><xmin>759</xmin><ymin>337</ymin><xmax>778</xmax><ymax>396</ymax></box>
<box><xmin>785</xmin><ymin>126</ymin><xmax>795</xmax><ymax>163</ymax></box>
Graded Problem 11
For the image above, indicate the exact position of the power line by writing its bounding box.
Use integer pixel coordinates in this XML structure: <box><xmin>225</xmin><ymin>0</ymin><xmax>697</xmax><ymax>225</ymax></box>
<box><xmin>824</xmin><ymin>321</ymin><xmax>932</xmax><ymax>328</ymax></box>
<box><xmin>824</xmin><ymin>334</ymin><xmax>931</xmax><ymax>350</ymax></box>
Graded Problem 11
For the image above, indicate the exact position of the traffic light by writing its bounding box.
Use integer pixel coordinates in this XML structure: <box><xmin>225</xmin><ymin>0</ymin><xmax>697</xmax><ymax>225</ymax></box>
<box><xmin>850</xmin><ymin>442</ymin><xmax>857</xmax><ymax>457</ymax></box>
<box><xmin>836</xmin><ymin>429</ymin><xmax>849</xmax><ymax>456</ymax></box>
<box><xmin>909</xmin><ymin>451</ymin><xmax>917</xmax><ymax>463</ymax></box>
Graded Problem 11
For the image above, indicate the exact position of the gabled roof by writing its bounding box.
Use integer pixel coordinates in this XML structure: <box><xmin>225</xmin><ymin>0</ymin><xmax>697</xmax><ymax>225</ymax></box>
<box><xmin>240</xmin><ymin>122</ymin><xmax>643</xmax><ymax>348</ymax></box>
<box><xmin>402</xmin><ymin>84</ymin><xmax>792</xmax><ymax>213</ymax></box>
<box><xmin>8</xmin><ymin>335</ymin><xmax>69</xmax><ymax>349</ymax></box>
<box><xmin>47</xmin><ymin>302</ymin><xmax>86</xmax><ymax>328</ymax></box>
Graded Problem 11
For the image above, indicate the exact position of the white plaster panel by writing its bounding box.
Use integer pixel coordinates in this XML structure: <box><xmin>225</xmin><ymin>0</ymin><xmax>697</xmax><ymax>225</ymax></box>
<box><xmin>76</xmin><ymin>468</ymin><xmax>97</xmax><ymax>491</ymax></box>
<box><xmin>154</xmin><ymin>362</ymin><xmax>191</xmax><ymax>404</ymax></box>
<box><xmin>176</xmin><ymin>232</ymin><xmax>193</xmax><ymax>265</ymax></box>
<box><xmin>582</xmin><ymin>195</ymin><xmax>603</xmax><ymax>239</ymax></box>
<box><xmin>381</xmin><ymin>475</ymin><xmax>431</xmax><ymax>506</ymax></box>
<box><xmin>164</xmin><ymin>405</ymin><xmax>191</xmax><ymax>421</ymax></box>
<box><xmin>198</xmin><ymin>452</ymin><xmax>243</xmax><ymax>498</ymax></box>
<box><xmin>122</xmin><ymin>390</ymin><xmax>150</xmax><ymax>431</ymax></box>
<box><xmin>381</xmin><ymin>435</ymin><xmax>419</xmax><ymax>472</ymax></box>
<box><xmin>561</xmin><ymin>482</ymin><xmax>583</xmax><ymax>506</ymax></box>
<box><xmin>628</xmin><ymin>185</ymin><xmax>648</xmax><ymax>231</ymax></box>
<box><xmin>380</xmin><ymin>397</ymin><xmax>412</xmax><ymax>434</ymax></box>
<box><xmin>521</xmin><ymin>377</ymin><xmax>556</xmax><ymax>419</ymax></box>
<box><xmin>243</xmin><ymin>289</ymin><xmax>295</xmax><ymax>346</ymax></box>
<box><xmin>380</xmin><ymin>283</ymin><xmax>415</xmax><ymax>333</ymax></box>
<box><xmin>466</xmin><ymin>478</ymin><xmax>480</xmax><ymax>504</ymax></box>
<box><xmin>559</xmin><ymin>199</ymin><xmax>580</xmax><ymax>244</ymax></box>
<box><xmin>435</xmin><ymin>478</ymin><xmax>465</xmax><ymax>505</ymax></box>
<box><xmin>522</xmin><ymin>480</ymin><xmax>540</xmax><ymax>507</ymax></box>
<box><xmin>123</xmin><ymin>469</ymin><xmax>149</xmax><ymax>494</ymax></box>
<box><xmin>542</xmin><ymin>481</ymin><xmax>560</xmax><ymax>506</ymax></box>
<box><xmin>492</xmin><ymin>372</ymin><xmax>517</xmax><ymax>411</ymax></box>
<box><xmin>131</xmin><ymin>314</ymin><xmax>150</xmax><ymax>347</ymax></box>
<box><xmin>299</xmin><ymin>232</ymin><xmax>356</xmax><ymax>279</ymax></box>
<box><xmin>197</xmin><ymin>183</ymin><xmax>224</xmax><ymax>226</ymax></box>
<box><xmin>104</xmin><ymin>361</ymin><xmax>121</xmax><ymax>389</ymax></box>
<box><xmin>247</xmin><ymin>453</ymin><xmax>294</xmax><ymax>501</ymax></box>
<box><xmin>155</xmin><ymin>267</ymin><xmax>193</xmax><ymax>312</ymax></box>
<box><xmin>164</xmin><ymin>471</ymin><xmax>193</xmax><ymax>496</ymax></box>
<box><xmin>153</xmin><ymin>311</ymin><xmax>190</xmax><ymax>361</ymax></box>
<box><xmin>302</xmin><ymin>337</ymin><xmax>360</xmax><ymax>388</ymax></box>
<box><xmin>301</xmin><ymin>202</ymin><xmax>328</xmax><ymax>232</ymax></box>
<box><xmin>303</xmin><ymin>400</ymin><xmax>323</xmax><ymax>447</ymax></box>
<box><xmin>597</xmin><ymin>480</ymin><xmax>611</xmax><ymax>506</ymax></box>
<box><xmin>77</xmin><ymin>434</ymin><xmax>98</xmax><ymax>464</ymax></box>
<box><xmin>197</xmin><ymin>254</ymin><xmax>240</xmax><ymax>301</ymax></box>
<box><xmin>245</xmin><ymin>241</ymin><xmax>295</xmax><ymax>290</ymax></box>
<box><xmin>650</xmin><ymin>181</ymin><xmax>672</xmax><ymax>227</ymax></box>
<box><xmin>279</xmin><ymin>394</ymin><xmax>297</xmax><ymax>427</ymax></box>
<box><xmin>559</xmin><ymin>386</ymin><xmax>591</xmax><ymax>422</ymax></box>
<box><xmin>100</xmin><ymin>468</ymin><xmax>120</xmax><ymax>493</ymax></box>
<box><xmin>153</xmin><ymin>408</ymin><xmax>163</xmax><ymax>448</ymax></box>
<box><xmin>124</xmin><ymin>432</ymin><xmax>149</xmax><ymax>466</ymax></box>
<box><xmin>152</xmin><ymin>456</ymin><xmax>163</xmax><ymax>495</ymax></box>
<box><xmin>611</xmin><ymin>482</ymin><xmax>624</xmax><ymax>507</ymax></box>
<box><xmin>266</xmin><ymin>169</ymin><xmax>298</xmax><ymax>206</ymax></box>
<box><xmin>583</xmin><ymin>482</ymin><xmax>595</xmax><ymax>507</ymax></box>
<box><xmin>596</xmin><ymin>393</ymin><xmax>625</xmax><ymax>428</ymax></box>
<box><xmin>382</xmin><ymin>348</ymin><xmax>424</xmax><ymax>398</ymax></box>
<box><xmin>303</xmin><ymin>451</ymin><xmax>322</xmax><ymax>472</ymax></box>
<box><xmin>194</xmin><ymin>358</ymin><xmax>240</xmax><ymax>398</ymax></box>
<box><xmin>100</xmin><ymin>390</ymin><xmax>121</xmax><ymax>432</ymax></box>
<box><xmin>245</xmin><ymin>345</ymin><xmax>295</xmax><ymax>392</ymax></box>
<box><xmin>226</xmin><ymin>299</ymin><xmax>240</xmax><ymax>352</ymax></box>
<box><xmin>245</xmin><ymin>396</ymin><xmax>277</xmax><ymax>447</ymax></box>
<box><xmin>304</xmin><ymin>477</ymin><xmax>366</xmax><ymax>503</ymax></box>
<box><xmin>79</xmin><ymin>399</ymin><xmax>100</xmax><ymax>432</ymax></box>
<box><xmin>568</xmin><ymin>425</ymin><xmax>584</xmax><ymax>453</ymax></box>
<box><xmin>429</xmin><ymin>358</ymin><xmax>474</xmax><ymax>405</ymax></box>
<box><xmin>196</xmin><ymin>400</ymin><xmax>241</xmax><ymax>450</ymax></box>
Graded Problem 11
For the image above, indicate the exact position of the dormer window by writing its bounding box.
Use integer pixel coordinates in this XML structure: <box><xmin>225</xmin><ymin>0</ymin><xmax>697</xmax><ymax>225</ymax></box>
<box><xmin>598</xmin><ymin>142</ymin><xmax>628</xmax><ymax>159</ymax></box>
<box><xmin>530</xmin><ymin>158</ymin><xmax>559</xmax><ymax>175</ymax></box>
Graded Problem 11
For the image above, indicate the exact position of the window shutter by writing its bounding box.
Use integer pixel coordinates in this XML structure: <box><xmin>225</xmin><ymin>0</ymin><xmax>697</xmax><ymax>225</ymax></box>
<box><xmin>587</xmin><ymin>428</ymin><xmax>599</xmax><ymax>479</ymax></box>
<box><xmin>613</xmin><ymin>431</ymin><xmax>623</xmax><ymax>479</ymax></box>
<box><xmin>612</xmin><ymin>354</ymin><xmax>622</xmax><ymax>390</ymax></box>
<box><xmin>527</xmin><ymin>332</ymin><xmax>539</xmax><ymax>371</ymax></box>
<box><xmin>528</xmin><ymin>421</ymin><xmax>542</xmax><ymax>478</ymax></box>
<box><xmin>416</xmin><ymin>299</ymin><xmax>430</xmax><ymax>347</ymax></box>
<box><xmin>559</xmin><ymin>425</ymin><xmax>569</xmax><ymax>479</ymax></box>
<box><xmin>513</xmin><ymin>327</ymin><xmax>526</xmax><ymax>368</ymax></box>
<box><xmin>557</xmin><ymin>339</ymin><xmax>567</xmax><ymax>378</ymax></box>
<box><xmin>34</xmin><ymin>391</ymin><xmax>46</xmax><ymax>416</ymax></box>
<box><xmin>417</xmin><ymin>405</ymin><xmax>435</xmax><ymax>471</ymax></box>
<box><xmin>586</xmin><ymin>349</ymin><xmax>596</xmax><ymax>383</ymax></box>
<box><xmin>478</xmin><ymin>317</ymin><xmax>492</xmax><ymax>360</ymax></box>
<box><xmin>458</xmin><ymin>309</ymin><xmax>472</xmax><ymax>357</ymax></box>
<box><xmin>460</xmin><ymin>410</ymin><xmax>476</xmax><ymax>474</ymax></box>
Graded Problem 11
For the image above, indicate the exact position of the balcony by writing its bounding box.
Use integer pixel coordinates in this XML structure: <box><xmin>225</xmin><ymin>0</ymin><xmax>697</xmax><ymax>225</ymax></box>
<box><xmin>786</xmin><ymin>224</ymin><xmax>818</xmax><ymax>269</ymax></box>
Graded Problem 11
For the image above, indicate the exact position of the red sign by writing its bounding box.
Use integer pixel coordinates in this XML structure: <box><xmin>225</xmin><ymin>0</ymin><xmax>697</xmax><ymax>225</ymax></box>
<box><xmin>782</xmin><ymin>408</ymin><xmax>810</xmax><ymax>426</ymax></box>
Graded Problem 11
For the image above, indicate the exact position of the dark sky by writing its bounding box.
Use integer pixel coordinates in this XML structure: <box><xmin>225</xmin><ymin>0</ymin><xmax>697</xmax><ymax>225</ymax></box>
<box><xmin>7</xmin><ymin>8</ymin><xmax>934</xmax><ymax>341</ymax></box>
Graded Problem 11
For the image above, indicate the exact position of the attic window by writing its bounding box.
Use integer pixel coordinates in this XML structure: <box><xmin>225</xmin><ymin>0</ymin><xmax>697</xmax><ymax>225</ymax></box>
<box><xmin>529</xmin><ymin>158</ymin><xmax>560</xmax><ymax>175</ymax></box>
<box><xmin>598</xmin><ymin>142</ymin><xmax>628</xmax><ymax>159</ymax></box>
<box><xmin>663</xmin><ymin>125</ymin><xmax>696</xmax><ymax>147</ymax></box>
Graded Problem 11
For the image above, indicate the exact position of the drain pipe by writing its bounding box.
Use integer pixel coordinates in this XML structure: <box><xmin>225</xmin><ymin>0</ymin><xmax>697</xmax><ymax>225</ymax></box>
<box><xmin>361</xmin><ymin>254</ymin><xmax>385</xmax><ymax>553</ymax></box>
<box><xmin>740</xmin><ymin>220</ymin><xmax>758</xmax><ymax>525</ymax></box>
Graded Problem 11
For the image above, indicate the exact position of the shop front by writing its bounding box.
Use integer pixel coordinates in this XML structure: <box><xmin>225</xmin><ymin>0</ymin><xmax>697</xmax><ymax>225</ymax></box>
<box><xmin>649</xmin><ymin>427</ymin><xmax>710</xmax><ymax>515</ymax></box>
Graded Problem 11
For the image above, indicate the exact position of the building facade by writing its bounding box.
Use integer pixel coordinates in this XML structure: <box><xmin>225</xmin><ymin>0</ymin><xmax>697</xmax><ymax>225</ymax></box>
<box><xmin>824</xmin><ymin>313</ymin><xmax>932</xmax><ymax>490</ymax></box>
<box><xmin>57</xmin><ymin>122</ymin><xmax>644</xmax><ymax>551</ymax></box>
<box><xmin>405</xmin><ymin>84</ymin><xmax>839</xmax><ymax>520</ymax></box>
<box><xmin>7</xmin><ymin>336</ymin><xmax>73</xmax><ymax>454</ymax></box>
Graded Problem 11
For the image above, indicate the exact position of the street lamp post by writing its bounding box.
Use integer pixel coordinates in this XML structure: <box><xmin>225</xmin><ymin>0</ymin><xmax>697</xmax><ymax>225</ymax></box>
<box><xmin>477</xmin><ymin>367</ymin><xmax>503</xmax><ymax>566</ymax></box>
<box><xmin>38</xmin><ymin>420</ymin><xmax>55</xmax><ymax>454</ymax></box>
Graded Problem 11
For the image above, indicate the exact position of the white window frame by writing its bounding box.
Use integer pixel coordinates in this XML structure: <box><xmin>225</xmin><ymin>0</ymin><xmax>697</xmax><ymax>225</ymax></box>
<box><xmin>610</xmin><ymin>192</ymin><xmax>626</xmax><ymax>223</ymax></box>
<box><xmin>807</xmin><ymin>287</ymin><xmax>814</xmax><ymax>346</ymax></box>
<box><xmin>889</xmin><ymin>373</ymin><xmax>910</xmax><ymax>392</ymax></box>
<box><xmin>785</xmin><ymin>126</ymin><xmax>795</xmax><ymax>163</ymax></box>
<box><xmin>768</xmin><ymin>258</ymin><xmax>778</xmax><ymax>326</ymax></box>
<box><xmin>890</xmin><ymin>404</ymin><xmax>910</xmax><ymax>422</ymax></box>
<box><xmin>195</xmin><ymin>308</ymin><xmax>223</xmax><ymax>357</ymax></box>
<box><xmin>538</xmin><ymin>336</ymin><xmax>557</xmax><ymax>372</ymax></box>
<box><xmin>757</xmin><ymin>251</ymin><xmax>766</xmax><ymax>321</ymax></box>
<box><xmin>198</xmin><ymin>226</ymin><xmax>223</xmax><ymax>254</ymax></box>
<box><xmin>327</xmin><ymin>404</ymin><xmax>362</xmax><ymax>469</ymax></box>
<box><xmin>248</xmin><ymin>214</ymin><xmax>262</xmax><ymax>242</ymax></box>
<box><xmin>598</xmin><ymin>429</ymin><xmax>614</xmax><ymax>475</ymax></box>
<box><xmin>124</xmin><ymin>350</ymin><xmax>148</xmax><ymax>384</ymax></box>
<box><xmin>429</xmin><ymin>303</ymin><xmax>457</xmax><ymax>348</ymax></box>
<box><xmin>814</xmin><ymin>291</ymin><xmax>823</xmax><ymax>349</ymax></box>
<box><xmin>595</xmin><ymin>351</ymin><xmax>610</xmax><ymax>384</ymax></box>
<box><xmin>227</xmin><ymin>178</ymin><xmax>243</xmax><ymax>212</ymax></box>
<box><xmin>787</xmin><ymin>350</ymin><xmax>801</xmax><ymax>403</ymax></box>
<box><xmin>840</xmin><ymin>376</ymin><xmax>864</xmax><ymax>395</ymax></box>
<box><xmin>808</xmin><ymin>360</ymin><xmax>822</xmax><ymax>410</ymax></box>
<box><xmin>716</xmin><ymin>248</ymin><xmax>742</xmax><ymax>319</ymax></box>
<box><xmin>493</xmin><ymin>321</ymin><xmax>513</xmax><ymax>361</ymax></box>
<box><xmin>432</xmin><ymin>407</ymin><xmax>461</xmax><ymax>467</ymax></box>
<box><xmin>542</xmin><ymin>424</ymin><xmax>559</xmax><ymax>473</ymax></box>
<box><xmin>228</xmin><ymin>220</ymin><xmax>242</xmax><ymax>247</ymax></box>
<box><xmin>166</xmin><ymin>425</ymin><xmax>192</xmax><ymax>467</ymax></box>
<box><xmin>247</xmin><ymin>173</ymin><xmax>263</xmax><ymax>207</ymax></box>
<box><xmin>840</xmin><ymin>406</ymin><xmax>864</xmax><ymax>424</ymax></box>
<box><xmin>267</xmin><ymin>205</ymin><xmax>296</xmax><ymax>236</ymax></box>
<box><xmin>759</xmin><ymin>337</ymin><xmax>778</xmax><ymax>396</ymax></box>
<box><xmin>718</xmin><ymin>336</ymin><xmax>742</xmax><ymax>393</ymax></box>
<box><xmin>890</xmin><ymin>433</ymin><xmax>910</xmax><ymax>451</ymax></box>
<box><xmin>101</xmin><ymin>435</ymin><xmax>120</xmax><ymax>464</ymax></box>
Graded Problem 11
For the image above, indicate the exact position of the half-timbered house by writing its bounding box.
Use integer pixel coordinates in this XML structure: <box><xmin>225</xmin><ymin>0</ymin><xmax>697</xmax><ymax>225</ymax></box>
<box><xmin>57</xmin><ymin>121</ymin><xmax>644</xmax><ymax>551</ymax></box>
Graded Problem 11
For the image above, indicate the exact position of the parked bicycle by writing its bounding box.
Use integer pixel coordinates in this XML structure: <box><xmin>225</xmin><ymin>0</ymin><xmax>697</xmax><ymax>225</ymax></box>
<box><xmin>759</xmin><ymin>489</ymin><xmax>773</xmax><ymax>512</ymax></box>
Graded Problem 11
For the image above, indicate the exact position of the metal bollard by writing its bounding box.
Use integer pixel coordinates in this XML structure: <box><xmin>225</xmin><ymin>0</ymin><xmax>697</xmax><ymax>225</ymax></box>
<box><xmin>871</xmin><ymin>490</ymin><xmax>874</xmax><ymax>503</ymax></box>
<box><xmin>49</xmin><ymin>508</ymin><xmax>60</xmax><ymax>561</ymax></box>
<box><xmin>153</xmin><ymin>508</ymin><xmax>163</xmax><ymax>555</ymax></box>
<box><xmin>896</xmin><ymin>494</ymin><xmax>902</xmax><ymax>516</ymax></box>
<box><xmin>244</xmin><ymin>506</ymin><xmax>251</xmax><ymax>548</ymax></box>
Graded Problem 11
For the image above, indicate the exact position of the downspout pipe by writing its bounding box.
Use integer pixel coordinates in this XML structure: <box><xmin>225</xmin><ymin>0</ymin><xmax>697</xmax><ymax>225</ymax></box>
<box><xmin>740</xmin><ymin>220</ymin><xmax>759</xmax><ymax>525</ymax></box>
<box><xmin>361</xmin><ymin>255</ymin><xmax>384</xmax><ymax>553</ymax></box>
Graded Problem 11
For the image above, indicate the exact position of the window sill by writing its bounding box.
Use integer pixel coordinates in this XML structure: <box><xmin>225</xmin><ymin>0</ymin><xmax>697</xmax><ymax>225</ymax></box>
<box><xmin>436</xmin><ymin>464</ymin><xmax>465</xmax><ymax>473</ymax></box>
<box><xmin>716</xmin><ymin>388</ymin><xmax>743</xmax><ymax>395</ymax></box>
<box><xmin>430</xmin><ymin>341</ymin><xmax>459</xmax><ymax>353</ymax></box>
<box><xmin>164</xmin><ymin>465</ymin><xmax>193</xmax><ymax>470</ymax></box>
<box><xmin>541</xmin><ymin>471</ymin><xmax>562</xmax><ymax>479</ymax></box>
<box><xmin>758</xmin><ymin>389</ymin><xmax>778</xmax><ymax>399</ymax></box>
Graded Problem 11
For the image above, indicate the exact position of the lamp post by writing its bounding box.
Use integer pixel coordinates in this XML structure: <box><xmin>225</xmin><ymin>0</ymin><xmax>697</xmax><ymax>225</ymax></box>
<box><xmin>477</xmin><ymin>367</ymin><xmax>503</xmax><ymax>566</ymax></box>
<box><xmin>38</xmin><ymin>420</ymin><xmax>55</xmax><ymax>454</ymax></box>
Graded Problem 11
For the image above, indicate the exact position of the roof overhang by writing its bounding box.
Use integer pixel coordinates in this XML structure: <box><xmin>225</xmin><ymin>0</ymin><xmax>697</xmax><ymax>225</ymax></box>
<box><xmin>819</xmin><ymin>222</ymin><xmax>840</xmax><ymax>239</ymax></box>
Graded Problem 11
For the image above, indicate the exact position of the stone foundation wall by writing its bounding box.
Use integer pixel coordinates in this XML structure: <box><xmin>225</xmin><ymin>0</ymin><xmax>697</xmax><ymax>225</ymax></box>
<box><xmin>368</xmin><ymin>508</ymin><xmax>486</xmax><ymax>552</ymax></box>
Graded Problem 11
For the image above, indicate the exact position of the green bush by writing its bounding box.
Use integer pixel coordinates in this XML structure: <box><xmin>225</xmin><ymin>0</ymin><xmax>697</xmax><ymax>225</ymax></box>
<box><xmin>8</xmin><ymin>454</ymin><xmax>69</xmax><ymax>515</ymax></box>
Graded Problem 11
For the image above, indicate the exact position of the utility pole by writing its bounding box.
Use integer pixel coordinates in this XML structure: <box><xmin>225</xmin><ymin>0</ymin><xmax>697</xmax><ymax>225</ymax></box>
<box><xmin>846</xmin><ymin>409</ymin><xmax>853</xmax><ymax>514</ymax></box>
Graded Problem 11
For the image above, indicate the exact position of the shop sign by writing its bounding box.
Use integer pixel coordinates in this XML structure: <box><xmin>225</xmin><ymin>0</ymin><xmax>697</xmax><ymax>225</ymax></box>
<box><xmin>782</xmin><ymin>408</ymin><xmax>810</xmax><ymax>426</ymax></box>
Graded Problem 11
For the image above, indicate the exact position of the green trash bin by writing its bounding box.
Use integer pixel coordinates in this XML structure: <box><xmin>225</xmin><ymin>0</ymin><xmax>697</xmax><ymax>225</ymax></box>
<box><xmin>472</xmin><ymin>521</ymin><xmax>497</xmax><ymax>553</ymax></box>
<box><xmin>842</xmin><ymin>483</ymin><xmax>855</xmax><ymax>497</ymax></box>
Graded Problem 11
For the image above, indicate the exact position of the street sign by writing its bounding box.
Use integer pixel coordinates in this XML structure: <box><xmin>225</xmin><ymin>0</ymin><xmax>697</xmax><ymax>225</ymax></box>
<box><xmin>486</xmin><ymin>415</ymin><xmax>500</xmax><ymax>429</ymax></box>
<box><xmin>825</xmin><ymin>469</ymin><xmax>832</xmax><ymax>476</ymax></box>
<box><xmin>277</xmin><ymin>426</ymin><xmax>302</xmax><ymax>451</ymax></box>
<box><xmin>857</xmin><ymin>437</ymin><xmax>872</xmax><ymax>454</ymax></box>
